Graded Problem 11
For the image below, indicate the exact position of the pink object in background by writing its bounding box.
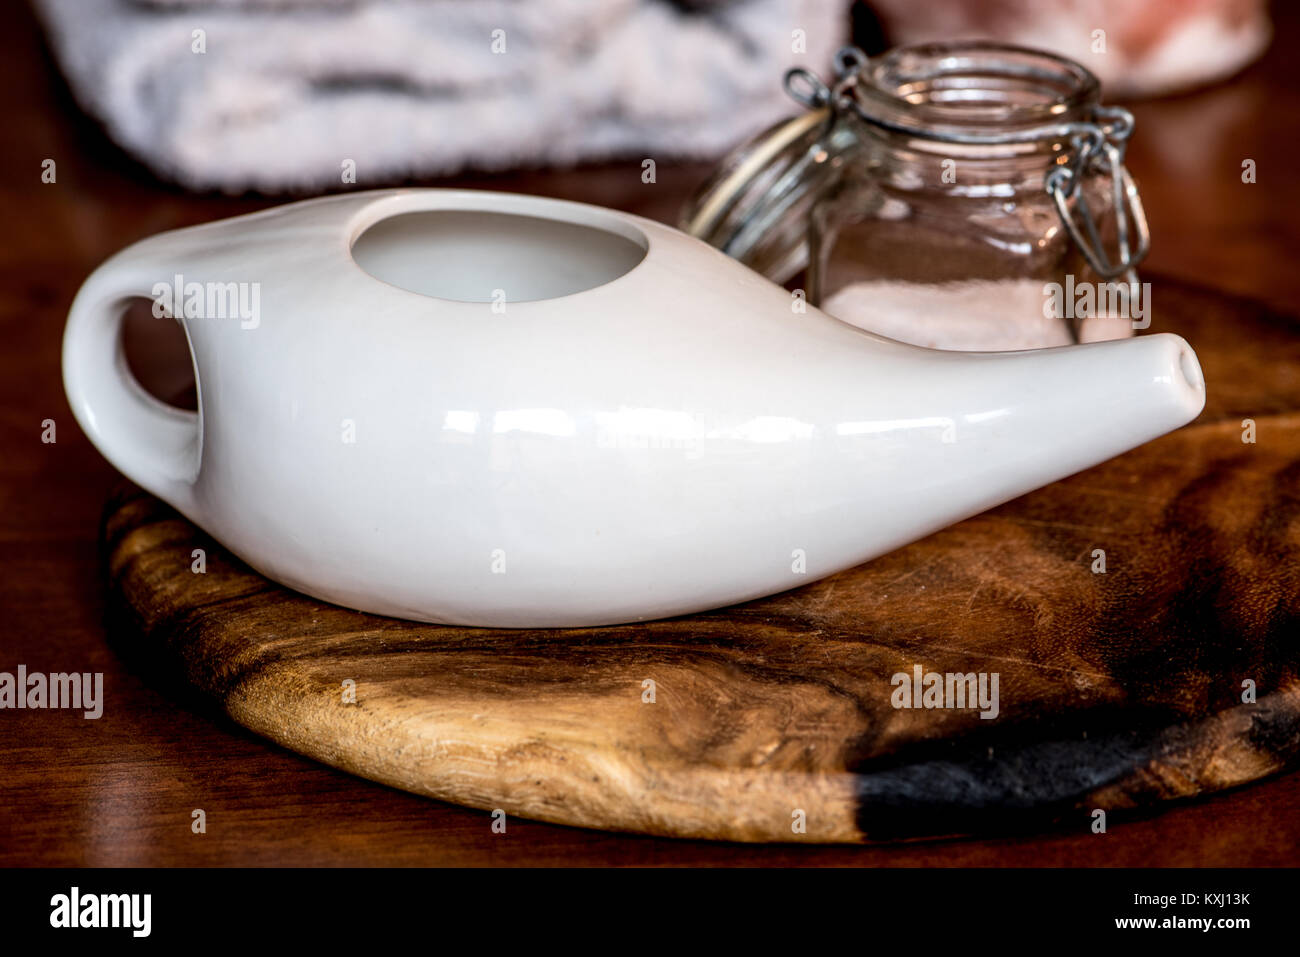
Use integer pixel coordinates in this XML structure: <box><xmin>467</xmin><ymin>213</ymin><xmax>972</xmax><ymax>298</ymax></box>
<box><xmin>866</xmin><ymin>0</ymin><xmax>1272</xmax><ymax>97</ymax></box>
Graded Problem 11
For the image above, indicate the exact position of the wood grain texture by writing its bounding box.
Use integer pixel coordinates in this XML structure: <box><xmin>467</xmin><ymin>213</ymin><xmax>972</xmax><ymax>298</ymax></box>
<box><xmin>101</xmin><ymin>279</ymin><xmax>1300</xmax><ymax>843</ymax></box>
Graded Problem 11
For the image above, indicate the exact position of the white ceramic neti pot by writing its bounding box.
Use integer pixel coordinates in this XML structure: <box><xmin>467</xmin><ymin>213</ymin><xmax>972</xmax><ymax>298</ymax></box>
<box><xmin>63</xmin><ymin>189</ymin><xmax>1206</xmax><ymax>627</ymax></box>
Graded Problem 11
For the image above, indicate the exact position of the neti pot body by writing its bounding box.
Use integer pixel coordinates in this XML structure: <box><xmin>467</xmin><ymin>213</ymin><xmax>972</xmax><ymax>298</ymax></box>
<box><xmin>63</xmin><ymin>189</ymin><xmax>1207</xmax><ymax>627</ymax></box>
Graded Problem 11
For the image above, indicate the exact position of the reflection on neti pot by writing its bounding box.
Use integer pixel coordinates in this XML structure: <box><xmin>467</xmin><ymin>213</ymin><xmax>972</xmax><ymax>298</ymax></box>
<box><xmin>62</xmin><ymin>189</ymin><xmax>1206</xmax><ymax>628</ymax></box>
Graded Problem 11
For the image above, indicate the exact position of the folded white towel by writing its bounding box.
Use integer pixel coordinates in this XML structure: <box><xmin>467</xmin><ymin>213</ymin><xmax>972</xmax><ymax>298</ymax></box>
<box><xmin>34</xmin><ymin>0</ymin><xmax>846</xmax><ymax>193</ymax></box>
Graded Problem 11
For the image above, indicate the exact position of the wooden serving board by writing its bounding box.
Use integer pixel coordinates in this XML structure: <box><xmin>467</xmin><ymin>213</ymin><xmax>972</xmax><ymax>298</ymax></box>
<box><xmin>102</xmin><ymin>278</ymin><xmax>1300</xmax><ymax>843</ymax></box>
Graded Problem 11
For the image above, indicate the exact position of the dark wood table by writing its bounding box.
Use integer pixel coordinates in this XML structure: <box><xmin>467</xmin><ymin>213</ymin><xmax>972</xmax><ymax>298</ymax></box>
<box><xmin>3</xmin><ymin>0</ymin><xmax>1298</xmax><ymax>865</ymax></box>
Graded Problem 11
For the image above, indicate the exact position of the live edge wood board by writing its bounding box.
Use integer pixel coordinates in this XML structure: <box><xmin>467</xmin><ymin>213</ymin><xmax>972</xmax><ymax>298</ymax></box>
<box><xmin>101</xmin><ymin>278</ymin><xmax>1300</xmax><ymax>843</ymax></box>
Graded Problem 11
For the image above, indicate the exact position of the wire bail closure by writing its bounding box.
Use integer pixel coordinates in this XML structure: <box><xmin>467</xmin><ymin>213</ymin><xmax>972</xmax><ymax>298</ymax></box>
<box><xmin>785</xmin><ymin>48</ymin><xmax>1150</xmax><ymax>281</ymax></box>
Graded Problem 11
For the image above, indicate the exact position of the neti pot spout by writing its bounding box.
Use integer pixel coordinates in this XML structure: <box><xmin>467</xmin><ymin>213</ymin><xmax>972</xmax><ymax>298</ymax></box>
<box><xmin>62</xmin><ymin>188</ymin><xmax>1206</xmax><ymax>627</ymax></box>
<box><xmin>856</xmin><ymin>331</ymin><xmax>1206</xmax><ymax>555</ymax></box>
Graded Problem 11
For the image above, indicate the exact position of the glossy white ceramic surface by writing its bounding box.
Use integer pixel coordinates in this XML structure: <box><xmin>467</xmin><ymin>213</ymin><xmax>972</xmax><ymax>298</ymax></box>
<box><xmin>63</xmin><ymin>189</ymin><xmax>1206</xmax><ymax>627</ymax></box>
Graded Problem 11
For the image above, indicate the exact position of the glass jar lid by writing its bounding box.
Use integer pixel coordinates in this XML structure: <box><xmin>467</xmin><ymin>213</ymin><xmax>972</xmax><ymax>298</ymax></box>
<box><xmin>683</xmin><ymin>43</ymin><xmax>1149</xmax><ymax>284</ymax></box>
<box><xmin>679</xmin><ymin>106</ymin><xmax>865</xmax><ymax>285</ymax></box>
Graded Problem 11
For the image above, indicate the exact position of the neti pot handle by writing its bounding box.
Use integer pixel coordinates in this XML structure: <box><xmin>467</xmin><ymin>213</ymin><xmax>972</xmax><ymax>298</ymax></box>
<box><xmin>785</xmin><ymin>47</ymin><xmax>1151</xmax><ymax>280</ymax></box>
<box><xmin>62</xmin><ymin>244</ymin><xmax>201</xmax><ymax>517</ymax></box>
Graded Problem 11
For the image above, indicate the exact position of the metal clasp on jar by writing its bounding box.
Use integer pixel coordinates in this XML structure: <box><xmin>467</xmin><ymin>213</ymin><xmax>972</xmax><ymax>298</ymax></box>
<box><xmin>785</xmin><ymin>48</ymin><xmax>1150</xmax><ymax>282</ymax></box>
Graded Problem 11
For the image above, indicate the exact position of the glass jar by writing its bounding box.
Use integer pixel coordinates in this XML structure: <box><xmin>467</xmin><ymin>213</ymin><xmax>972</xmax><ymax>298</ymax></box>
<box><xmin>682</xmin><ymin>43</ymin><xmax>1150</xmax><ymax>351</ymax></box>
